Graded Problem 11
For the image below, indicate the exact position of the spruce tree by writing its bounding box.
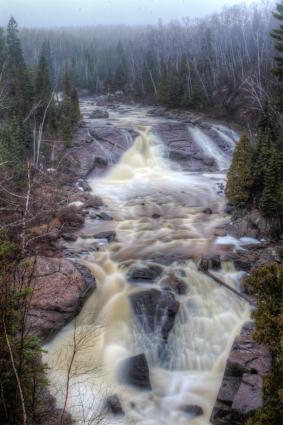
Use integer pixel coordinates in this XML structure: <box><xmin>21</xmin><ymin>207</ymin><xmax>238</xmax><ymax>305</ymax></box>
<box><xmin>35</xmin><ymin>49</ymin><xmax>57</xmax><ymax>134</ymax></box>
<box><xmin>5</xmin><ymin>17</ymin><xmax>33</xmax><ymax>119</ymax></box>
<box><xmin>226</xmin><ymin>134</ymin><xmax>254</xmax><ymax>204</ymax></box>
<box><xmin>271</xmin><ymin>1</ymin><xmax>283</xmax><ymax>82</ymax></box>
<box><xmin>60</xmin><ymin>68</ymin><xmax>80</xmax><ymax>143</ymax></box>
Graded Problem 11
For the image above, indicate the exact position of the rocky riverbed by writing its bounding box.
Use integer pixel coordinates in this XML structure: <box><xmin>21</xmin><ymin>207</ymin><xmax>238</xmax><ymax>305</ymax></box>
<box><xmin>28</xmin><ymin>98</ymin><xmax>273</xmax><ymax>425</ymax></box>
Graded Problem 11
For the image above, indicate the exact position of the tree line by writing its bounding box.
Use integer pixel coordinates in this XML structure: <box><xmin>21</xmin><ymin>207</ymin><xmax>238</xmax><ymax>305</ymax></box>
<box><xmin>226</xmin><ymin>2</ymin><xmax>283</xmax><ymax>233</ymax></box>
<box><xmin>0</xmin><ymin>17</ymin><xmax>80</xmax><ymax>183</ymax></box>
<box><xmin>19</xmin><ymin>2</ymin><xmax>275</xmax><ymax>116</ymax></box>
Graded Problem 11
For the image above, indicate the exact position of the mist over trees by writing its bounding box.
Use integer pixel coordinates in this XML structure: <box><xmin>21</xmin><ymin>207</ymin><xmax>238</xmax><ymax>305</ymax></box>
<box><xmin>20</xmin><ymin>2</ymin><xmax>276</xmax><ymax>117</ymax></box>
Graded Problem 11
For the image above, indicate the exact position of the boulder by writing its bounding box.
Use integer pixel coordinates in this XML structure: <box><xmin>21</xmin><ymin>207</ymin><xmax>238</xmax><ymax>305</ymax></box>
<box><xmin>57</xmin><ymin>205</ymin><xmax>85</xmax><ymax>230</ymax></box>
<box><xmin>160</xmin><ymin>273</ymin><xmax>188</xmax><ymax>295</ymax></box>
<box><xmin>95</xmin><ymin>212</ymin><xmax>113</xmax><ymax>221</ymax></box>
<box><xmin>61</xmin><ymin>233</ymin><xmax>78</xmax><ymax>242</ymax></box>
<box><xmin>210</xmin><ymin>322</ymin><xmax>272</xmax><ymax>425</ymax></box>
<box><xmin>27</xmin><ymin>257</ymin><xmax>96</xmax><ymax>340</ymax></box>
<box><xmin>94</xmin><ymin>231</ymin><xmax>116</xmax><ymax>242</ymax></box>
<box><xmin>83</xmin><ymin>195</ymin><xmax>104</xmax><ymax>209</ymax></box>
<box><xmin>90</xmin><ymin>109</ymin><xmax>109</xmax><ymax>119</ymax></box>
<box><xmin>119</xmin><ymin>354</ymin><xmax>151</xmax><ymax>390</ymax></box>
<box><xmin>199</xmin><ymin>255</ymin><xmax>221</xmax><ymax>272</ymax></box>
<box><xmin>203</xmin><ymin>208</ymin><xmax>213</xmax><ymax>215</ymax></box>
<box><xmin>106</xmin><ymin>395</ymin><xmax>124</xmax><ymax>416</ymax></box>
<box><xmin>129</xmin><ymin>289</ymin><xmax>180</xmax><ymax>341</ymax></box>
<box><xmin>127</xmin><ymin>263</ymin><xmax>164</xmax><ymax>281</ymax></box>
<box><xmin>77</xmin><ymin>179</ymin><xmax>91</xmax><ymax>192</ymax></box>
<box><xmin>182</xmin><ymin>405</ymin><xmax>204</xmax><ymax>417</ymax></box>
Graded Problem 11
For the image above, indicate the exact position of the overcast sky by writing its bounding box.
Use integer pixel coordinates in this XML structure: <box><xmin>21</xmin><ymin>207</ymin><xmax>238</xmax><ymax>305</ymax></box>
<box><xmin>0</xmin><ymin>0</ymin><xmax>256</xmax><ymax>27</ymax></box>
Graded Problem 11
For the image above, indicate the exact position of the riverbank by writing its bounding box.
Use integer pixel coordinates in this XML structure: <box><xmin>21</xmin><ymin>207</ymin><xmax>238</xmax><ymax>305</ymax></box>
<box><xmin>25</xmin><ymin>97</ymin><xmax>274</xmax><ymax>425</ymax></box>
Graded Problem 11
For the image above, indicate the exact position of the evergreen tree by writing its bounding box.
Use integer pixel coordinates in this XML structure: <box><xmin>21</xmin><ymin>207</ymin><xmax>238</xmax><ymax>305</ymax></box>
<box><xmin>271</xmin><ymin>1</ymin><xmax>283</xmax><ymax>82</ymax></box>
<box><xmin>113</xmin><ymin>63</ymin><xmax>127</xmax><ymax>91</ymax></box>
<box><xmin>226</xmin><ymin>134</ymin><xmax>254</xmax><ymax>204</ymax></box>
<box><xmin>179</xmin><ymin>54</ymin><xmax>190</xmax><ymax>107</ymax></box>
<box><xmin>0</xmin><ymin>119</ymin><xmax>26</xmax><ymax>180</ymax></box>
<box><xmin>5</xmin><ymin>17</ymin><xmax>33</xmax><ymax>119</ymax></box>
<box><xmin>157</xmin><ymin>60</ymin><xmax>169</xmax><ymax>104</ymax></box>
<box><xmin>60</xmin><ymin>67</ymin><xmax>80</xmax><ymax>143</ymax></box>
<box><xmin>105</xmin><ymin>68</ymin><xmax>114</xmax><ymax>92</ymax></box>
<box><xmin>167</xmin><ymin>63</ymin><xmax>182</xmax><ymax>107</ymax></box>
<box><xmin>34</xmin><ymin>49</ymin><xmax>57</xmax><ymax>134</ymax></box>
<box><xmin>260</xmin><ymin>146</ymin><xmax>282</xmax><ymax>217</ymax></box>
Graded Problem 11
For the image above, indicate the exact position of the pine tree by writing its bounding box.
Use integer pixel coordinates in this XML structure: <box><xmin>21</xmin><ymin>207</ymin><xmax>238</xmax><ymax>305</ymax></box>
<box><xmin>70</xmin><ymin>86</ymin><xmax>81</xmax><ymax>123</ymax></box>
<box><xmin>226</xmin><ymin>134</ymin><xmax>254</xmax><ymax>204</ymax></box>
<box><xmin>60</xmin><ymin>68</ymin><xmax>80</xmax><ymax>143</ymax></box>
<box><xmin>271</xmin><ymin>2</ymin><xmax>283</xmax><ymax>82</ymax></box>
<box><xmin>260</xmin><ymin>146</ymin><xmax>282</xmax><ymax>217</ymax></box>
<box><xmin>113</xmin><ymin>63</ymin><xmax>127</xmax><ymax>91</ymax></box>
<box><xmin>5</xmin><ymin>17</ymin><xmax>33</xmax><ymax>119</ymax></box>
<box><xmin>34</xmin><ymin>49</ymin><xmax>57</xmax><ymax>134</ymax></box>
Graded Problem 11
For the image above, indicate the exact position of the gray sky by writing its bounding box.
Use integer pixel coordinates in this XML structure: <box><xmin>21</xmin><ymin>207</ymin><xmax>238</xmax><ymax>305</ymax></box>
<box><xmin>0</xmin><ymin>0</ymin><xmax>255</xmax><ymax>27</ymax></box>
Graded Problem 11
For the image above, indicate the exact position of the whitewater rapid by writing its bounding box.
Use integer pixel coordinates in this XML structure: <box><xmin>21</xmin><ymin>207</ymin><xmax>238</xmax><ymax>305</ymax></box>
<box><xmin>44</xmin><ymin>104</ymin><xmax>249</xmax><ymax>425</ymax></box>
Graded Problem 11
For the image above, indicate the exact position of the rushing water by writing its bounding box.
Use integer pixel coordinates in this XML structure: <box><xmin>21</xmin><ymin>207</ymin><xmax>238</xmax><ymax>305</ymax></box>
<box><xmin>44</xmin><ymin>104</ymin><xmax>250</xmax><ymax>425</ymax></box>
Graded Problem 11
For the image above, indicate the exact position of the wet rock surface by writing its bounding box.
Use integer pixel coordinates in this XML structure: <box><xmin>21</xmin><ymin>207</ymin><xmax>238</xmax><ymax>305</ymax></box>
<box><xmin>210</xmin><ymin>322</ymin><xmax>272</xmax><ymax>425</ymax></box>
<box><xmin>27</xmin><ymin>257</ymin><xmax>96</xmax><ymax>340</ymax></box>
<box><xmin>160</xmin><ymin>272</ymin><xmax>188</xmax><ymax>295</ymax></box>
<box><xmin>129</xmin><ymin>288</ymin><xmax>180</xmax><ymax>341</ymax></box>
<box><xmin>106</xmin><ymin>395</ymin><xmax>124</xmax><ymax>416</ymax></box>
<box><xmin>127</xmin><ymin>263</ymin><xmax>164</xmax><ymax>281</ymax></box>
<box><xmin>182</xmin><ymin>405</ymin><xmax>204</xmax><ymax>417</ymax></box>
<box><xmin>119</xmin><ymin>354</ymin><xmax>152</xmax><ymax>390</ymax></box>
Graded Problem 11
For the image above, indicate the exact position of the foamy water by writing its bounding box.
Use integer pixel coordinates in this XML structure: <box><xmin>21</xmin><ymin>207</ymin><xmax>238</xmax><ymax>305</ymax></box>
<box><xmin>44</xmin><ymin>104</ymin><xmax>249</xmax><ymax>425</ymax></box>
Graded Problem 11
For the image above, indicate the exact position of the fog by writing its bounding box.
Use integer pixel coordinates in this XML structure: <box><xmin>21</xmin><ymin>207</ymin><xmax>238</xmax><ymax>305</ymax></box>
<box><xmin>0</xmin><ymin>0</ymin><xmax>256</xmax><ymax>27</ymax></box>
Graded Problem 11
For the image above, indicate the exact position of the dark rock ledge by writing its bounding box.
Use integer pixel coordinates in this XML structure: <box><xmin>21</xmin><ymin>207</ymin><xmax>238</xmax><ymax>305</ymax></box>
<box><xmin>210</xmin><ymin>322</ymin><xmax>272</xmax><ymax>425</ymax></box>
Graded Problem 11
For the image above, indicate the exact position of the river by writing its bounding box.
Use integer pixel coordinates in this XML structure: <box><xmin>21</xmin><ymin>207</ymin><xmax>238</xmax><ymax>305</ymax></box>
<box><xmin>43</xmin><ymin>100</ymin><xmax>250</xmax><ymax>425</ymax></box>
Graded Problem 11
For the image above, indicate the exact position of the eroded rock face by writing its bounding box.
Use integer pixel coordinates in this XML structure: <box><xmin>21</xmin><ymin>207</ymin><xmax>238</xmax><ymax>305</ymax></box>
<box><xmin>210</xmin><ymin>322</ymin><xmax>272</xmax><ymax>425</ymax></box>
<box><xmin>119</xmin><ymin>354</ymin><xmax>152</xmax><ymax>390</ymax></box>
<box><xmin>155</xmin><ymin>122</ymin><xmax>218</xmax><ymax>172</ymax></box>
<box><xmin>28</xmin><ymin>257</ymin><xmax>96</xmax><ymax>340</ymax></box>
<box><xmin>129</xmin><ymin>289</ymin><xmax>180</xmax><ymax>341</ymax></box>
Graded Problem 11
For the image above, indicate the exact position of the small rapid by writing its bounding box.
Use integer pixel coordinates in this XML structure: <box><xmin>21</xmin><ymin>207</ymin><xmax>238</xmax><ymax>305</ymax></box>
<box><xmin>44</xmin><ymin>103</ymin><xmax>249</xmax><ymax>425</ymax></box>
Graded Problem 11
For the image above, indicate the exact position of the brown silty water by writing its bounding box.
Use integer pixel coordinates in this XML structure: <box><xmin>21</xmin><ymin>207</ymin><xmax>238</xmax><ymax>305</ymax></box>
<box><xmin>44</xmin><ymin>103</ymin><xmax>250</xmax><ymax>425</ymax></box>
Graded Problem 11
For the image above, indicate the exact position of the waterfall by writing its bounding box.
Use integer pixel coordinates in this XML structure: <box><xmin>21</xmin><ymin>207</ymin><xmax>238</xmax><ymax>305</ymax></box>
<box><xmin>188</xmin><ymin>126</ymin><xmax>231</xmax><ymax>171</ymax></box>
<box><xmin>44</xmin><ymin>117</ymin><xmax>249</xmax><ymax>425</ymax></box>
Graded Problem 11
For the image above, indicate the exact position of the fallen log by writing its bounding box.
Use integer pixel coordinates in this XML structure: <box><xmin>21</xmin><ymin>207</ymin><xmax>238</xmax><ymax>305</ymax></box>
<box><xmin>202</xmin><ymin>270</ymin><xmax>256</xmax><ymax>306</ymax></box>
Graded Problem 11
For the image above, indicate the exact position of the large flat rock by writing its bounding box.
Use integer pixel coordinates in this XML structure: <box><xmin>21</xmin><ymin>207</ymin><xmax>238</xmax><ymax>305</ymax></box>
<box><xmin>28</xmin><ymin>257</ymin><xmax>96</xmax><ymax>340</ymax></box>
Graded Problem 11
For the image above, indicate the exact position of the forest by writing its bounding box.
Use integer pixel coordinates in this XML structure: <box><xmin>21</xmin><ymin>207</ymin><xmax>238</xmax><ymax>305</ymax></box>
<box><xmin>20</xmin><ymin>2</ymin><xmax>274</xmax><ymax>117</ymax></box>
<box><xmin>0</xmin><ymin>1</ymin><xmax>282</xmax><ymax>425</ymax></box>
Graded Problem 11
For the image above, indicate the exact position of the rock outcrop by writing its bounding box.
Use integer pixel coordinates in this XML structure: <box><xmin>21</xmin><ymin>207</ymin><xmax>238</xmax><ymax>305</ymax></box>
<box><xmin>210</xmin><ymin>322</ymin><xmax>272</xmax><ymax>425</ymax></box>
<box><xmin>127</xmin><ymin>263</ymin><xmax>164</xmax><ymax>282</ymax></box>
<box><xmin>28</xmin><ymin>257</ymin><xmax>96</xmax><ymax>340</ymax></box>
<box><xmin>129</xmin><ymin>288</ymin><xmax>180</xmax><ymax>341</ymax></box>
<box><xmin>119</xmin><ymin>353</ymin><xmax>152</xmax><ymax>390</ymax></box>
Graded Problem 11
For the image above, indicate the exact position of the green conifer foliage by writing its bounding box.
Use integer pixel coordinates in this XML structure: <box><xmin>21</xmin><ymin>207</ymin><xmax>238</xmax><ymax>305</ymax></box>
<box><xmin>5</xmin><ymin>17</ymin><xmax>33</xmax><ymax>119</ymax></box>
<box><xmin>271</xmin><ymin>2</ymin><xmax>283</xmax><ymax>81</ymax></box>
<box><xmin>225</xmin><ymin>134</ymin><xmax>254</xmax><ymax>204</ymax></box>
<box><xmin>244</xmin><ymin>263</ymin><xmax>283</xmax><ymax>425</ymax></box>
<box><xmin>60</xmin><ymin>68</ymin><xmax>81</xmax><ymax>143</ymax></box>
